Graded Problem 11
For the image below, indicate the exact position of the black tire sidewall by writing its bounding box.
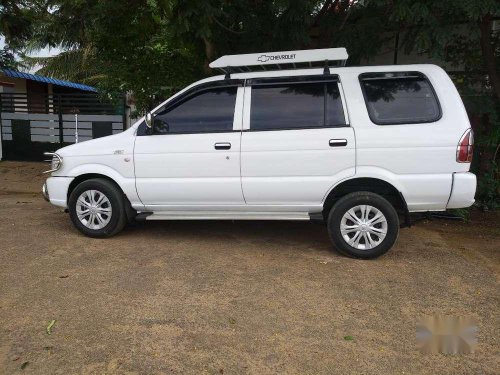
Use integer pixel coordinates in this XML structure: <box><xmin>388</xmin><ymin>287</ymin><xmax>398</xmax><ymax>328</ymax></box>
<box><xmin>328</xmin><ymin>192</ymin><xmax>399</xmax><ymax>259</ymax></box>
<box><xmin>68</xmin><ymin>179</ymin><xmax>126</xmax><ymax>238</ymax></box>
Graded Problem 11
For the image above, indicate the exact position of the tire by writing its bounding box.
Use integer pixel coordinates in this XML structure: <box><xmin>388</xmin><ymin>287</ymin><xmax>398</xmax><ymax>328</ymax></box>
<box><xmin>68</xmin><ymin>178</ymin><xmax>127</xmax><ymax>238</ymax></box>
<box><xmin>327</xmin><ymin>192</ymin><xmax>399</xmax><ymax>259</ymax></box>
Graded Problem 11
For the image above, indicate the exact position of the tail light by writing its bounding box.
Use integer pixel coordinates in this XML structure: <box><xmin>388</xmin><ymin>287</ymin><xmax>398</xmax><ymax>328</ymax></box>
<box><xmin>456</xmin><ymin>129</ymin><xmax>474</xmax><ymax>163</ymax></box>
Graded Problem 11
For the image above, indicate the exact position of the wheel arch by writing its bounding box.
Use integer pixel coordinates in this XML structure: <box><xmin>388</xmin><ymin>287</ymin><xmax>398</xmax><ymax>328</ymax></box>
<box><xmin>67</xmin><ymin>173</ymin><xmax>137</xmax><ymax>222</ymax></box>
<box><xmin>68</xmin><ymin>173</ymin><xmax>122</xmax><ymax>200</ymax></box>
<box><xmin>322</xmin><ymin>177</ymin><xmax>409</xmax><ymax>222</ymax></box>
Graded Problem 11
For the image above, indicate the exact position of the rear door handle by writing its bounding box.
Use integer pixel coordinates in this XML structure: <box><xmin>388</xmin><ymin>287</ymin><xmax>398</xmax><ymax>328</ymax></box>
<box><xmin>214</xmin><ymin>142</ymin><xmax>231</xmax><ymax>150</ymax></box>
<box><xmin>329</xmin><ymin>139</ymin><xmax>348</xmax><ymax>147</ymax></box>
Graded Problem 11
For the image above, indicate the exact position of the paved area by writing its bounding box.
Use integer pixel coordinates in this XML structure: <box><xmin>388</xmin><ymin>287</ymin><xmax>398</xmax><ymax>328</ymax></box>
<box><xmin>0</xmin><ymin>161</ymin><xmax>499</xmax><ymax>374</ymax></box>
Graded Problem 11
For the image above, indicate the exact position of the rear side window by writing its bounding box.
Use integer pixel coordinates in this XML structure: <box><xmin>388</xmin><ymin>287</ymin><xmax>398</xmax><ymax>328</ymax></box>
<box><xmin>153</xmin><ymin>86</ymin><xmax>237</xmax><ymax>134</ymax></box>
<box><xmin>359</xmin><ymin>72</ymin><xmax>441</xmax><ymax>125</ymax></box>
<box><xmin>250</xmin><ymin>80</ymin><xmax>345</xmax><ymax>130</ymax></box>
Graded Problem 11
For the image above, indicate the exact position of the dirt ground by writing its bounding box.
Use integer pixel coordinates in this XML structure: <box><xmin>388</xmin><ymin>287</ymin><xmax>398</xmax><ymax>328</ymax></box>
<box><xmin>0</xmin><ymin>161</ymin><xmax>499</xmax><ymax>375</ymax></box>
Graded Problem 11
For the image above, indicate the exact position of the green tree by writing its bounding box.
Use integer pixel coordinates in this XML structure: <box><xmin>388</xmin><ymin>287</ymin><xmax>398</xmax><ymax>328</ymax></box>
<box><xmin>389</xmin><ymin>0</ymin><xmax>499</xmax><ymax>207</ymax></box>
<box><xmin>2</xmin><ymin>1</ymin><xmax>386</xmax><ymax>110</ymax></box>
<box><xmin>390</xmin><ymin>0</ymin><xmax>499</xmax><ymax>102</ymax></box>
<box><xmin>0</xmin><ymin>0</ymin><xmax>41</xmax><ymax>69</ymax></box>
<box><xmin>0</xmin><ymin>47</ymin><xmax>18</xmax><ymax>69</ymax></box>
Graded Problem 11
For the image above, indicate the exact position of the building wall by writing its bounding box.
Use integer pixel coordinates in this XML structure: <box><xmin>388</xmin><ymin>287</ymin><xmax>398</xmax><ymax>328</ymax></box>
<box><xmin>0</xmin><ymin>76</ymin><xmax>27</xmax><ymax>93</ymax></box>
<box><xmin>0</xmin><ymin>76</ymin><xmax>29</xmax><ymax>113</ymax></box>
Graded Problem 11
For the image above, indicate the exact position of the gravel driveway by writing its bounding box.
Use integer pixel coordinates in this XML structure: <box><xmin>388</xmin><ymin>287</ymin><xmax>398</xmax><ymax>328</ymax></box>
<box><xmin>0</xmin><ymin>161</ymin><xmax>498</xmax><ymax>374</ymax></box>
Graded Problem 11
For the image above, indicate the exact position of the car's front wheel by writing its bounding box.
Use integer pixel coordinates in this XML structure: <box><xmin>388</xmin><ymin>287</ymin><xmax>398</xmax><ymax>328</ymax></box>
<box><xmin>327</xmin><ymin>192</ymin><xmax>399</xmax><ymax>259</ymax></box>
<box><xmin>68</xmin><ymin>178</ymin><xmax>127</xmax><ymax>238</ymax></box>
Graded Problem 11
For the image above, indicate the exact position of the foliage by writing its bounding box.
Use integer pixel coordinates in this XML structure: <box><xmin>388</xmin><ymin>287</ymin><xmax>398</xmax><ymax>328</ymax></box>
<box><xmin>391</xmin><ymin>0</ymin><xmax>500</xmax><ymax>208</ymax></box>
<box><xmin>0</xmin><ymin>47</ymin><xmax>19</xmax><ymax>69</ymax></box>
<box><xmin>452</xmin><ymin>72</ymin><xmax>500</xmax><ymax>208</ymax></box>
<box><xmin>476</xmin><ymin>162</ymin><xmax>500</xmax><ymax>209</ymax></box>
<box><xmin>0</xmin><ymin>0</ymin><xmax>390</xmax><ymax>110</ymax></box>
<box><xmin>22</xmin><ymin>46</ymin><xmax>103</xmax><ymax>84</ymax></box>
<box><xmin>449</xmin><ymin>208</ymin><xmax>471</xmax><ymax>222</ymax></box>
<box><xmin>0</xmin><ymin>0</ymin><xmax>40</xmax><ymax>50</ymax></box>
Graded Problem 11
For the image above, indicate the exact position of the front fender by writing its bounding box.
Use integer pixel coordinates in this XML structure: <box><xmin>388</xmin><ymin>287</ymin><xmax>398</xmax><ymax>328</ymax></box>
<box><xmin>64</xmin><ymin>163</ymin><xmax>143</xmax><ymax>209</ymax></box>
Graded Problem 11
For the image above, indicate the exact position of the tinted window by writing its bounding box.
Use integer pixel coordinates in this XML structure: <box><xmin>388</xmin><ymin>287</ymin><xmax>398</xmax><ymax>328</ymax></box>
<box><xmin>360</xmin><ymin>73</ymin><xmax>440</xmax><ymax>125</ymax></box>
<box><xmin>153</xmin><ymin>86</ymin><xmax>237</xmax><ymax>134</ymax></box>
<box><xmin>250</xmin><ymin>81</ymin><xmax>345</xmax><ymax>130</ymax></box>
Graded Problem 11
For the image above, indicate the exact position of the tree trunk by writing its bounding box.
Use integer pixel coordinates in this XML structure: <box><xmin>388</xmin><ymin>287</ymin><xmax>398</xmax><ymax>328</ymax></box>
<box><xmin>203</xmin><ymin>37</ymin><xmax>215</xmax><ymax>74</ymax></box>
<box><xmin>479</xmin><ymin>14</ymin><xmax>500</xmax><ymax>104</ymax></box>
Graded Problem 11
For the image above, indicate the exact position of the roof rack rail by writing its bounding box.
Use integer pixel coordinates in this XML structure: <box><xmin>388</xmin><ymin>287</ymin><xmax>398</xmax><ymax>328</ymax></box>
<box><xmin>209</xmin><ymin>48</ymin><xmax>348</xmax><ymax>76</ymax></box>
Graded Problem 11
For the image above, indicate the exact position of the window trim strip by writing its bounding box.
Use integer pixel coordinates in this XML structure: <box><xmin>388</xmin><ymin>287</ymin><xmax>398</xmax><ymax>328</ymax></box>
<box><xmin>247</xmin><ymin>75</ymin><xmax>339</xmax><ymax>87</ymax></box>
<box><xmin>144</xmin><ymin>129</ymin><xmax>241</xmax><ymax>136</ymax></box>
<box><xmin>242</xmin><ymin>124</ymin><xmax>350</xmax><ymax>132</ymax></box>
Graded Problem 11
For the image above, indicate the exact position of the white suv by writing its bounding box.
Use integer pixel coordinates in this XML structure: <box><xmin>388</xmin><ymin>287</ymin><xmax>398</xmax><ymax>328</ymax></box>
<box><xmin>42</xmin><ymin>48</ymin><xmax>476</xmax><ymax>258</ymax></box>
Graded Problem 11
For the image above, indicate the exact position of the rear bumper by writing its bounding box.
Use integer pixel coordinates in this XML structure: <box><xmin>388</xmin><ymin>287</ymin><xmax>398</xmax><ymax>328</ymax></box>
<box><xmin>447</xmin><ymin>172</ymin><xmax>476</xmax><ymax>209</ymax></box>
<box><xmin>44</xmin><ymin>176</ymin><xmax>74</xmax><ymax>208</ymax></box>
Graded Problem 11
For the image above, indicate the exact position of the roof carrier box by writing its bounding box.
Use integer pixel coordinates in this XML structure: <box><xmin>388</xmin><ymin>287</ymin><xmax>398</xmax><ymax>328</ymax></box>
<box><xmin>209</xmin><ymin>48</ymin><xmax>348</xmax><ymax>74</ymax></box>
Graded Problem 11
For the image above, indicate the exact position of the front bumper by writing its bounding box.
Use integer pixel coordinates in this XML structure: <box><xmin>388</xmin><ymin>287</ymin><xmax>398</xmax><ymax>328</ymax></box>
<box><xmin>42</xmin><ymin>182</ymin><xmax>50</xmax><ymax>202</ymax></box>
<box><xmin>43</xmin><ymin>176</ymin><xmax>74</xmax><ymax>208</ymax></box>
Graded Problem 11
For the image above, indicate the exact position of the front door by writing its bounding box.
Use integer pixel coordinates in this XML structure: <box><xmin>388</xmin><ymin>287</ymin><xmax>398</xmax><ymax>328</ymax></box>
<box><xmin>134</xmin><ymin>82</ymin><xmax>245</xmax><ymax>209</ymax></box>
<box><xmin>240</xmin><ymin>76</ymin><xmax>355</xmax><ymax>207</ymax></box>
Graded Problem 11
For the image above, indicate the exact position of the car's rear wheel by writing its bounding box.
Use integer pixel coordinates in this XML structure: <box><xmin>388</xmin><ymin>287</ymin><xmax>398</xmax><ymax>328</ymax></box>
<box><xmin>327</xmin><ymin>192</ymin><xmax>399</xmax><ymax>259</ymax></box>
<box><xmin>68</xmin><ymin>178</ymin><xmax>127</xmax><ymax>238</ymax></box>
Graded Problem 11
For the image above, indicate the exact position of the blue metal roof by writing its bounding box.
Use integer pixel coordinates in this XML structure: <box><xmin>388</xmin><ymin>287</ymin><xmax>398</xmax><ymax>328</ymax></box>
<box><xmin>1</xmin><ymin>68</ymin><xmax>97</xmax><ymax>92</ymax></box>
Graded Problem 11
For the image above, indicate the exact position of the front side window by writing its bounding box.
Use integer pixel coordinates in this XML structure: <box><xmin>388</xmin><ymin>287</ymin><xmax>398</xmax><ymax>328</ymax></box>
<box><xmin>153</xmin><ymin>86</ymin><xmax>237</xmax><ymax>134</ymax></box>
<box><xmin>359</xmin><ymin>72</ymin><xmax>441</xmax><ymax>125</ymax></box>
<box><xmin>250</xmin><ymin>80</ymin><xmax>345</xmax><ymax>131</ymax></box>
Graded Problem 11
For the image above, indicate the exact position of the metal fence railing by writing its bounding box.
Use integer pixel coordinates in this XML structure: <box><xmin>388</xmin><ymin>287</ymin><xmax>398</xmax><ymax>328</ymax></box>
<box><xmin>0</xmin><ymin>92</ymin><xmax>126</xmax><ymax>161</ymax></box>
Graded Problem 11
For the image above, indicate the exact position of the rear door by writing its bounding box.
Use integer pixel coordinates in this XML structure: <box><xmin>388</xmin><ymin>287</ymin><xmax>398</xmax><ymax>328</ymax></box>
<box><xmin>240</xmin><ymin>75</ymin><xmax>355</xmax><ymax>206</ymax></box>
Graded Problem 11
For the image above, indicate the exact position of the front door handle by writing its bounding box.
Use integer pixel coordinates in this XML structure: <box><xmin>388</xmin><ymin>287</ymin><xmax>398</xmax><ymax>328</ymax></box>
<box><xmin>329</xmin><ymin>139</ymin><xmax>348</xmax><ymax>147</ymax></box>
<box><xmin>215</xmin><ymin>142</ymin><xmax>231</xmax><ymax>150</ymax></box>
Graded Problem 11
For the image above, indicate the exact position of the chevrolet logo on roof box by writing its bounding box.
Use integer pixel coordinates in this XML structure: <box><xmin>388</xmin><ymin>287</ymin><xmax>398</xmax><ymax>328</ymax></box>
<box><xmin>257</xmin><ymin>54</ymin><xmax>296</xmax><ymax>63</ymax></box>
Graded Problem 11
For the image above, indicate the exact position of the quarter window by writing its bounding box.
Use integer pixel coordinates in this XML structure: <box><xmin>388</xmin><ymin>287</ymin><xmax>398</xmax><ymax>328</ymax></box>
<box><xmin>359</xmin><ymin>72</ymin><xmax>441</xmax><ymax>125</ymax></box>
<box><xmin>153</xmin><ymin>86</ymin><xmax>237</xmax><ymax>134</ymax></box>
<box><xmin>250</xmin><ymin>81</ymin><xmax>345</xmax><ymax>130</ymax></box>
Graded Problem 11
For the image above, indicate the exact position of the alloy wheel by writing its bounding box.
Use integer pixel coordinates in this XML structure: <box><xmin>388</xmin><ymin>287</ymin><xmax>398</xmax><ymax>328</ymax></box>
<box><xmin>340</xmin><ymin>205</ymin><xmax>388</xmax><ymax>250</ymax></box>
<box><xmin>76</xmin><ymin>189</ymin><xmax>112</xmax><ymax>230</ymax></box>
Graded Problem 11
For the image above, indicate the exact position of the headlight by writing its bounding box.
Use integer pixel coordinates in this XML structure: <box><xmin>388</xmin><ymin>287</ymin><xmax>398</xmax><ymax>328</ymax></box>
<box><xmin>43</xmin><ymin>152</ymin><xmax>63</xmax><ymax>174</ymax></box>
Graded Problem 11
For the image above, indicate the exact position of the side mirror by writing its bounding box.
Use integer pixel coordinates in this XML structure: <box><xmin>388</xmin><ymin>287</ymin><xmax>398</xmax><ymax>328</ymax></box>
<box><xmin>145</xmin><ymin>111</ymin><xmax>154</xmax><ymax>128</ymax></box>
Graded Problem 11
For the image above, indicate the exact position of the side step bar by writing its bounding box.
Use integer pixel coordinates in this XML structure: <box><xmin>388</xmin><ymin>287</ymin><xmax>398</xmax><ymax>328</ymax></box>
<box><xmin>145</xmin><ymin>211</ymin><xmax>311</xmax><ymax>221</ymax></box>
